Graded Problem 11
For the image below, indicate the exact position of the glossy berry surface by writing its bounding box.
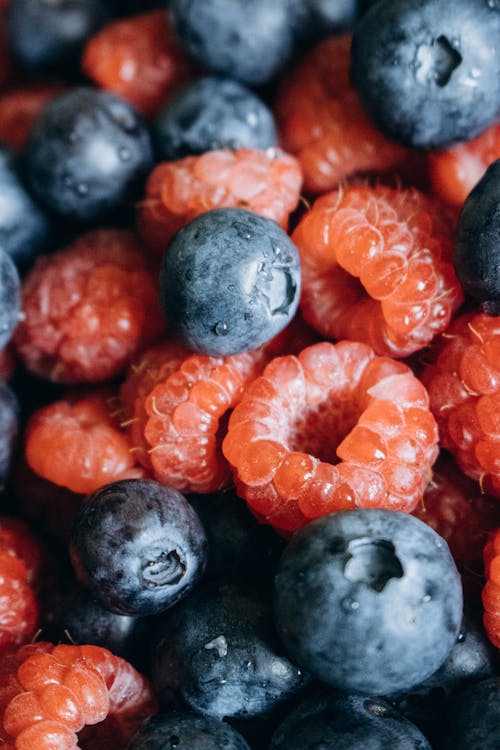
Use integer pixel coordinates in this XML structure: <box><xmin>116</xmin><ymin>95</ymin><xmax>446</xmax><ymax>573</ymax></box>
<box><xmin>70</xmin><ymin>478</ymin><xmax>207</xmax><ymax>616</ymax></box>
<box><xmin>159</xmin><ymin>208</ymin><xmax>301</xmax><ymax>356</ymax></box>
<box><xmin>351</xmin><ymin>0</ymin><xmax>500</xmax><ymax>149</ymax></box>
<box><xmin>25</xmin><ymin>88</ymin><xmax>154</xmax><ymax>222</ymax></box>
<box><xmin>454</xmin><ymin>160</ymin><xmax>500</xmax><ymax>313</ymax></box>
<box><xmin>445</xmin><ymin>678</ymin><xmax>500</xmax><ymax>750</ymax></box>
<box><xmin>155</xmin><ymin>77</ymin><xmax>278</xmax><ymax>161</ymax></box>
<box><xmin>0</xmin><ymin>246</ymin><xmax>20</xmax><ymax>350</ymax></box>
<box><xmin>273</xmin><ymin>509</ymin><xmax>463</xmax><ymax>694</ymax></box>
<box><xmin>129</xmin><ymin>712</ymin><xmax>251</xmax><ymax>750</ymax></box>
<box><xmin>0</xmin><ymin>381</ymin><xmax>18</xmax><ymax>485</ymax></box>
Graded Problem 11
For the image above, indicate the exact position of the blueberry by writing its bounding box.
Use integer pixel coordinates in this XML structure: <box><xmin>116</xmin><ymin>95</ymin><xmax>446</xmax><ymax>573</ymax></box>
<box><xmin>446</xmin><ymin>677</ymin><xmax>500</xmax><ymax>749</ymax></box>
<box><xmin>25</xmin><ymin>88</ymin><xmax>154</xmax><ymax>223</ymax></box>
<box><xmin>0</xmin><ymin>146</ymin><xmax>51</xmax><ymax>268</ymax></box>
<box><xmin>351</xmin><ymin>0</ymin><xmax>500</xmax><ymax>149</ymax></box>
<box><xmin>0</xmin><ymin>247</ymin><xmax>21</xmax><ymax>350</ymax></box>
<box><xmin>0</xmin><ymin>382</ymin><xmax>18</xmax><ymax>486</ymax></box>
<box><xmin>454</xmin><ymin>159</ymin><xmax>500</xmax><ymax>314</ymax></box>
<box><xmin>292</xmin><ymin>0</ymin><xmax>358</xmax><ymax>46</ymax></box>
<box><xmin>69</xmin><ymin>478</ymin><xmax>207</xmax><ymax>616</ymax></box>
<box><xmin>270</xmin><ymin>690</ymin><xmax>431</xmax><ymax>750</ymax></box>
<box><xmin>273</xmin><ymin>509</ymin><xmax>463</xmax><ymax>695</ymax></box>
<box><xmin>159</xmin><ymin>208</ymin><xmax>301</xmax><ymax>356</ymax></box>
<box><xmin>155</xmin><ymin>77</ymin><xmax>278</xmax><ymax>161</ymax></box>
<box><xmin>152</xmin><ymin>583</ymin><xmax>307</xmax><ymax>718</ymax></box>
<box><xmin>169</xmin><ymin>0</ymin><xmax>299</xmax><ymax>85</ymax></box>
<box><xmin>5</xmin><ymin>0</ymin><xmax>112</xmax><ymax>75</ymax></box>
<box><xmin>129</xmin><ymin>711</ymin><xmax>251</xmax><ymax>750</ymax></box>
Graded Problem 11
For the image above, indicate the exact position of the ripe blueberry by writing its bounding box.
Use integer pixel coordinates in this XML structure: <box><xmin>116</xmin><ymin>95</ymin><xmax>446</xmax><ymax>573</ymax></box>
<box><xmin>129</xmin><ymin>712</ymin><xmax>251</xmax><ymax>750</ymax></box>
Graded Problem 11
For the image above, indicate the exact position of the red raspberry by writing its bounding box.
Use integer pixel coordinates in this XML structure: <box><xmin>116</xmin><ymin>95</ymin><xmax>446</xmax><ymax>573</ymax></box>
<box><xmin>136</xmin><ymin>148</ymin><xmax>302</xmax><ymax>257</ymax></box>
<box><xmin>422</xmin><ymin>311</ymin><xmax>500</xmax><ymax>497</ymax></box>
<box><xmin>274</xmin><ymin>35</ymin><xmax>415</xmax><ymax>194</ymax></box>
<box><xmin>82</xmin><ymin>11</ymin><xmax>195</xmax><ymax>117</ymax></box>
<box><xmin>293</xmin><ymin>183</ymin><xmax>463</xmax><ymax>358</ymax></box>
<box><xmin>25</xmin><ymin>390</ymin><xmax>146</xmax><ymax>495</ymax></box>
<box><xmin>429</xmin><ymin>121</ymin><xmax>500</xmax><ymax>207</ymax></box>
<box><xmin>223</xmin><ymin>341</ymin><xmax>439</xmax><ymax>533</ymax></box>
<box><xmin>482</xmin><ymin>528</ymin><xmax>500</xmax><ymax>649</ymax></box>
<box><xmin>413</xmin><ymin>453</ymin><xmax>500</xmax><ymax>564</ymax></box>
<box><xmin>0</xmin><ymin>84</ymin><xmax>63</xmax><ymax>150</ymax></box>
<box><xmin>14</xmin><ymin>229</ymin><xmax>165</xmax><ymax>384</ymax></box>
<box><xmin>0</xmin><ymin>345</ymin><xmax>16</xmax><ymax>381</ymax></box>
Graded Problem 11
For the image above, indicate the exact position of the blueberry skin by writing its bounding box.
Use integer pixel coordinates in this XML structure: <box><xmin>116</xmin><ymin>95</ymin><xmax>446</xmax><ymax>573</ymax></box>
<box><xmin>152</xmin><ymin>583</ymin><xmax>307</xmax><ymax>718</ymax></box>
<box><xmin>273</xmin><ymin>509</ymin><xmax>463</xmax><ymax>695</ymax></box>
<box><xmin>0</xmin><ymin>147</ymin><xmax>51</xmax><ymax>268</ymax></box>
<box><xmin>69</xmin><ymin>478</ymin><xmax>207</xmax><ymax>616</ymax></box>
<box><xmin>446</xmin><ymin>678</ymin><xmax>500</xmax><ymax>749</ymax></box>
<box><xmin>159</xmin><ymin>208</ymin><xmax>301</xmax><ymax>356</ymax></box>
<box><xmin>169</xmin><ymin>0</ymin><xmax>299</xmax><ymax>85</ymax></box>
<box><xmin>129</xmin><ymin>712</ymin><xmax>251</xmax><ymax>750</ymax></box>
<box><xmin>454</xmin><ymin>160</ymin><xmax>500</xmax><ymax>314</ymax></box>
<box><xmin>0</xmin><ymin>247</ymin><xmax>21</xmax><ymax>351</ymax></box>
<box><xmin>5</xmin><ymin>0</ymin><xmax>112</xmax><ymax>75</ymax></box>
<box><xmin>351</xmin><ymin>0</ymin><xmax>500</xmax><ymax>149</ymax></box>
<box><xmin>155</xmin><ymin>77</ymin><xmax>278</xmax><ymax>161</ymax></box>
<box><xmin>292</xmin><ymin>0</ymin><xmax>358</xmax><ymax>45</ymax></box>
<box><xmin>0</xmin><ymin>382</ymin><xmax>18</xmax><ymax>486</ymax></box>
<box><xmin>25</xmin><ymin>88</ymin><xmax>154</xmax><ymax>222</ymax></box>
<box><xmin>270</xmin><ymin>691</ymin><xmax>431</xmax><ymax>750</ymax></box>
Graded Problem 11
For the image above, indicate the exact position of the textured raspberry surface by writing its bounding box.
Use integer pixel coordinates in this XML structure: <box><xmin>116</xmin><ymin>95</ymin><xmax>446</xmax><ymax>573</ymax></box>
<box><xmin>137</xmin><ymin>148</ymin><xmax>302</xmax><ymax>257</ymax></box>
<box><xmin>429</xmin><ymin>121</ymin><xmax>500</xmax><ymax>207</ymax></box>
<box><xmin>14</xmin><ymin>229</ymin><xmax>165</xmax><ymax>384</ymax></box>
<box><xmin>25</xmin><ymin>391</ymin><xmax>146</xmax><ymax>495</ymax></box>
<box><xmin>423</xmin><ymin>312</ymin><xmax>500</xmax><ymax>497</ymax></box>
<box><xmin>0</xmin><ymin>84</ymin><xmax>63</xmax><ymax>150</ymax></box>
<box><xmin>274</xmin><ymin>34</ymin><xmax>414</xmax><ymax>194</ymax></box>
<box><xmin>82</xmin><ymin>11</ymin><xmax>195</xmax><ymax>117</ymax></box>
<box><xmin>223</xmin><ymin>341</ymin><xmax>439</xmax><ymax>533</ymax></box>
<box><xmin>482</xmin><ymin>528</ymin><xmax>500</xmax><ymax>649</ymax></box>
<box><xmin>293</xmin><ymin>183</ymin><xmax>463</xmax><ymax>357</ymax></box>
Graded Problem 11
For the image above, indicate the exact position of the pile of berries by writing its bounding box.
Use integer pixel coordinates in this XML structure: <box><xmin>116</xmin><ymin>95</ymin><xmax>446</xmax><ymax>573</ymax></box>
<box><xmin>0</xmin><ymin>0</ymin><xmax>499</xmax><ymax>748</ymax></box>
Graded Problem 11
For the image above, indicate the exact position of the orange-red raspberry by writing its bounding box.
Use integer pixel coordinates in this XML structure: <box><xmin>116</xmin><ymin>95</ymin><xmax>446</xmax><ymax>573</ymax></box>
<box><xmin>482</xmin><ymin>528</ymin><xmax>500</xmax><ymax>649</ymax></box>
<box><xmin>422</xmin><ymin>311</ymin><xmax>500</xmax><ymax>498</ymax></box>
<box><xmin>14</xmin><ymin>229</ymin><xmax>165</xmax><ymax>384</ymax></box>
<box><xmin>274</xmin><ymin>34</ymin><xmax>414</xmax><ymax>194</ymax></box>
<box><xmin>223</xmin><ymin>341</ymin><xmax>439</xmax><ymax>533</ymax></box>
<box><xmin>293</xmin><ymin>183</ymin><xmax>463</xmax><ymax>358</ymax></box>
<box><xmin>136</xmin><ymin>148</ymin><xmax>302</xmax><ymax>257</ymax></box>
<box><xmin>0</xmin><ymin>84</ymin><xmax>64</xmax><ymax>150</ymax></box>
<box><xmin>82</xmin><ymin>11</ymin><xmax>195</xmax><ymax>117</ymax></box>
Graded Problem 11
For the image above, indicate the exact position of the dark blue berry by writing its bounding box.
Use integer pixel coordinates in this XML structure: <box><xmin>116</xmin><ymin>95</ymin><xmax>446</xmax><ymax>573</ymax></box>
<box><xmin>273</xmin><ymin>509</ymin><xmax>463</xmax><ymax>695</ymax></box>
<box><xmin>0</xmin><ymin>146</ymin><xmax>51</xmax><ymax>269</ymax></box>
<box><xmin>0</xmin><ymin>246</ymin><xmax>21</xmax><ymax>350</ymax></box>
<box><xmin>152</xmin><ymin>582</ymin><xmax>307</xmax><ymax>718</ymax></box>
<box><xmin>351</xmin><ymin>0</ymin><xmax>500</xmax><ymax>149</ymax></box>
<box><xmin>129</xmin><ymin>712</ymin><xmax>251</xmax><ymax>750</ymax></box>
<box><xmin>292</xmin><ymin>0</ymin><xmax>358</xmax><ymax>46</ymax></box>
<box><xmin>155</xmin><ymin>77</ymin><xmax>278</xmax><ymax>161</ymax></box>
<box><xmin>69</xmin><ymin>478</ymin><xmax>207</xmax><ymax>616</ymax></box>
<box><xmin>5</xmin><ymin>0</ymin><xmax>112</xmax><ymax>75</ymax></box>
<box><xmin>0</xmin><ymin>382</ymin><xmax>18</xmax><ymax>486</ymax></box>
<box><xmin>25</xmin><ymin>88</ymin><xmax>154</xmax><ymax>222</ymax></box>
<box><xmin>446</xmin><ymin>678</ymin><xmax>500</xmax><ymax>749</ymax></box>
<box><xmin>169</xmin><ymin>0</ymin><xmax>300</xmax><ymax>85</ymax></box>
<box><xmin>454</xmin><ymin>159</ymin><xmax>500</xmax><ymax>315</ymax></box>
<box><xmin>270</xmin><ymin>690</ymin><xmax>431</xmax><ymax>750</ymax></box>
<box><xmin>159</xmin><ymin>208</ymin><xmax>301</xmax><ymax>356</ymax></box>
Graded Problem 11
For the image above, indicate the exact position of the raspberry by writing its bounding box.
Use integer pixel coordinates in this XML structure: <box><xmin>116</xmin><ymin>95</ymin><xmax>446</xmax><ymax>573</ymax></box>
<box><xmin>274</xmin><ymin>35</ymin><xmax>414</xmax><ymax>194</ymax></box>
<box><xmin>0</xmin><ymin>84</ymin><xmax>63</xmax><ymax>150</ymax></box>
<box><xmin>429</xmin><ymin>120</ymin><xmax>500</xmax><ymax>207</ymax></box>
<box><xmin>293</xmin><ymin>183</ymin><xmax>463</xmax><ymax>358</ymax></box>
<box><xmin>14</xmin><ymin>229</ymin><xmax>165</xmax><ymax>384</ymax></box>
<box><xmin>482</xmin><ymin>528</ymin><xmax>500</xmax><ymax>649</ymax></box>
<box><xmin>82</xmin><ymin>11</ymin><xmax>195</xmax><ymax>118</ymax></box>
<box><xmin>0</xmin><ymin>345</ymin><xmax>16</xmax><ymax>381</ymax></box>
<box><xmin>222</xmin><ymin>341</ymin><xmax>439</xmax><ymax>533</ymax></box>
<box><xmin>25</xmin><ymin>390</ymin><xmax>146</xmax><ymax>495</ymax></box>
<box><xmin>0</xmin><ymin>642</ymin><xmax>157</xmax><ymax>750</ymax></box>
<box><xmin>136</xmin><ymin>148</ymin><xmax>302</xmax><ymax>257</ymax></box>
<box><xmin>422</xmin><ymin>311</ymin><xmax>500</xmax><ymax>497</ymax></box>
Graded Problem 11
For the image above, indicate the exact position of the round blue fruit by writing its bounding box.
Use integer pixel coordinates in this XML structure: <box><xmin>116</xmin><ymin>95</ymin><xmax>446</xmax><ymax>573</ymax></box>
<box><xmin>0</xmin><ymin>246</ymin><xmax>21</xmax><ymax>351</ymax></box>
<box><xmin>0</xmin><ymin>382</ymin><xmax>18</xmax><ymax>486</ymax></box>
<box><xmin>273</xmin><ymin>509</ymin><xmax>463</xmax><ymax>695</ymax></box>
<box><xmin>446</xmin><ymin>678</ymin><xmax>500</xmax><ymax>749</ymax></box>
<box><xmin>159</xmin><ymin>208</ymin><xmax>301</xmax><ymax>356</ymax></box>
<box><xmin>129</xmin><ymin>712</ymin><xmax>251</xmax><ymax>750</ymax></box>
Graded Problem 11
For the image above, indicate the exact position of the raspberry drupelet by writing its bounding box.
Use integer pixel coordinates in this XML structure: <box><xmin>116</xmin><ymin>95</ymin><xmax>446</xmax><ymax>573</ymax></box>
<box><xmin>137</xmin><ymin>148</ymin><xmax>303</xmax><ymax>258</ymax></box>
<box><xmin>422</xmin><ymin>311</ymin><xmax>500</xmax><ymax>498</ymax></box>
<box><xmin>222</xmin><ymin>341</ymin><xmax>439</xmax><ymax>534</ymax></box>
<box><xmin>82</xmin><ymin>11</ymin><xmax>195</xmax><ymax>118</ymax></box>
<box><xmin>14</xmin><ymin>229</ymin><xmax>165</xmax><ymax>384</ymax></box>
<box><xmin>274</xmin><ymin>34</ymin><xmax>414</xmax><ymax>194</ymax></box>
<box><xmin>482</xmin><ymin>528</ymin><xmax>500</xmax><ymax>649</ymax></box>
<box><xmin>293</xmin><ymin>183</ymin><xmax>463</xmax><ymax>358</ymax></box>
